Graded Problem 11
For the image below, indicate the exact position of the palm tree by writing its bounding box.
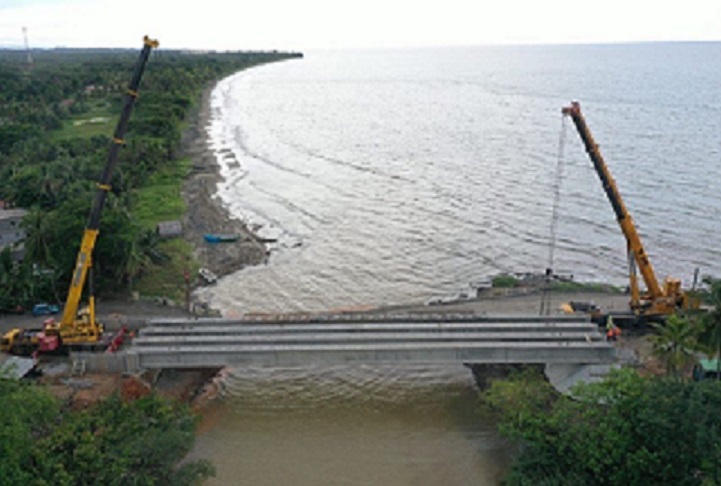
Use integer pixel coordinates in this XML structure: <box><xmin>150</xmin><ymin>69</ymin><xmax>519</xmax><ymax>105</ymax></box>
<box><xmin>20</xmin><ymin>206</ymin><xmax>54</xmax><ymax>268</ymax></box>
<box><xmin>119</xmin><ymin>228</ymin><xmax>167</xmax><ymax>289</ymax></box>
<box><xmin>697</xmin><ymin>279</ymin><xmax>721</xmax><ymax>379</ymax></box>
<box><xmin>650</xmin><ymin>314</ymin><xmax>697</xmax><ymax>378</ymax></box>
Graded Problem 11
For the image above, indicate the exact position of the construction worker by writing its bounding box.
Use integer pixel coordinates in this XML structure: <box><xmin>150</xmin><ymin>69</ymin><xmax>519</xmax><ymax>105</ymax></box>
<box><xmin>606</xmin><ymin>315</ymin><xmax>616</xmax><ymax>341</ymax></box>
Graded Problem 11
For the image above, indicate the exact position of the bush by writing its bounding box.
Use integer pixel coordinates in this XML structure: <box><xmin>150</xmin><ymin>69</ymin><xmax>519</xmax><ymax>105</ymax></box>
<box><xmin>492</xmin><ymin>274</ymin><xmax>519</xmax><ymax>288</ymax></box>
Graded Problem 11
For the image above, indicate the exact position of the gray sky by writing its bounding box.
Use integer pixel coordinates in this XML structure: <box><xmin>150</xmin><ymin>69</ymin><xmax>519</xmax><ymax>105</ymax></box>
<box><xmin>1</xmin><ymin>0</ymin><xmax>719</xmax><ymax>49</ymax></box>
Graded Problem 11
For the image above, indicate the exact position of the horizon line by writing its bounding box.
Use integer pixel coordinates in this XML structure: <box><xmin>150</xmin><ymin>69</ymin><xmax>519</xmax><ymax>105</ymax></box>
<box><xmin>0</xmin><ymin>38</ymin><xmax>720</xmax><ymax>52</ymax></box>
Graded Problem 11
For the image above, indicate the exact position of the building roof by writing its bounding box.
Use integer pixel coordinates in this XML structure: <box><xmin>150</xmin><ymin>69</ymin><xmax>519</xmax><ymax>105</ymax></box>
<box><xmin>699</xmin><ymin>359</ymin><xmax>721</xmax><ymax>371</ymax></box>
<box><xmin>0</xmin><ymin>356</ymin><xmax>36</xmax><ymax>379</ymax></box>
<box><xmin>0</xmin><ymin>208</ymin><xmax>28</xmax><ymax>221</ymax></box>
<box><xmin>157</xmin><ymin>220</ymin><xmax>183</xmax><ymax>238</ymax></box>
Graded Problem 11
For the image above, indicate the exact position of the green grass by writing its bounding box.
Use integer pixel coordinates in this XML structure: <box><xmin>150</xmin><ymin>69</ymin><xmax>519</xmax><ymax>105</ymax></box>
<box><xmin>131</xmin><ymin>157</ymin><xmax>197</xmax><ymax>300</ymax></box>
<box><xmin>490</xmin><ymin>272</ymin><xmax>623</xmax><ymax>293</ymax></box>
<box><xmin>52</xmin><ymin>102</ymin><xmax>115</xmax><ymax>141</ymax></box>
<box><xmin>133</xmin><ymin>158</ymin><xmax>192</xmax><ymax>229</ymax></box>
<box><xmin>492</xmin><ymin>274</ymin><xmax>519</xmax><ymax>288</ymax></box>
<box><xmin>549</xmin><ymin>280</ymin><xmax>624</xmax><ymax>293</ymax></box>
<box><xmin>133</xmin><ymin>239</ymin><xmax>198</xmax><ymax>301</ymax></box>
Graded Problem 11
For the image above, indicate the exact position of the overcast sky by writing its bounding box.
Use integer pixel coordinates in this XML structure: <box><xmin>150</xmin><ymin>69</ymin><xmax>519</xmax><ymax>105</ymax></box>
<box><xmin>1</xmin><ymin>0</ymin><xmax>719</xmax><ymax>50</ymax></box>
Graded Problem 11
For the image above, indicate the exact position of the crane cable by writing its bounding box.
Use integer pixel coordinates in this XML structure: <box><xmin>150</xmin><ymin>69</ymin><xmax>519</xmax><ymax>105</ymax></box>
<box><xmin>540</xmin><ymin>114</ymin><xmax>568</xmax><ymax>315</ymax></box>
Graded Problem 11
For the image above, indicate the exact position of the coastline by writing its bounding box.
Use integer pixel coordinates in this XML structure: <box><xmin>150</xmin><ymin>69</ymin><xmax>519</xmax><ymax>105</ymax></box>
<box><xmin>180</xmin><ymin>78</ymin><xmax>268</xmax><ymax>284</ymax></box>
<box><xmin>0</xmin><ymin>57</ymin><xmax>656</xmax><ymax>413</ymax></box>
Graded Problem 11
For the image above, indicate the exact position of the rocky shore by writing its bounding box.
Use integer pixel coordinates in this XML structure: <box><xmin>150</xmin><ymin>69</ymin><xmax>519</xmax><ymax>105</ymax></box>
<box><xmin>180</xmin><ymin>81</ymin><xmax>268</xmax><ymax>282</ymax></box>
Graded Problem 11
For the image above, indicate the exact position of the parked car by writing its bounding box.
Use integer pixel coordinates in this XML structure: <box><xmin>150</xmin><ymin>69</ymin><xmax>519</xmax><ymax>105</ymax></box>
<box><xmin>32</xmin><ymin>303</ymin><xmax>60</xmax><ymax>317</ymax></box>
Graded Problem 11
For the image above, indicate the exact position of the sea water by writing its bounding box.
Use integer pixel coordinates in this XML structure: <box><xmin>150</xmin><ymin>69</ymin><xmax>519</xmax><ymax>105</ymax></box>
<box><xmin>199</xmin><ymin>43</ymin><xmax>721</xmax><ymax>315</ymax></box>
<box><xmin>192</xmin><ymin>43</ymin><xmax>720</xmax><ymax>485</ymax></box>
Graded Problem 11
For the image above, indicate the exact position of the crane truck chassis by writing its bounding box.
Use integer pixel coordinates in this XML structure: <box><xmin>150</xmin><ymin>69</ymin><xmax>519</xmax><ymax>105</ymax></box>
<box><xmin>1</xmin><ymin>36</ymin><xmax>158</xmax><ymax>356</ymax></box>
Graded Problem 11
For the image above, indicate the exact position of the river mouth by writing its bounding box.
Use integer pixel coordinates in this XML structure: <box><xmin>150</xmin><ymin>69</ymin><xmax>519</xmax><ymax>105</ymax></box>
<box><xmin>192</xmin><ymin>364</ymin><xmax>512</xmax><ymax>486</ymax></box>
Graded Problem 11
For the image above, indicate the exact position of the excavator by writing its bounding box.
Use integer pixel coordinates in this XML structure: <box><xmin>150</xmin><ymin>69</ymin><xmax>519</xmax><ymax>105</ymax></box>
<box><xmin>561</xmin><ymin>101</ymin><xmax>696</xmax><ymax>326</ymax></box>
<box><xmin>1</xmin><ymin>36</ymin><xmax>158</xmax><ymax>356</ymax></box>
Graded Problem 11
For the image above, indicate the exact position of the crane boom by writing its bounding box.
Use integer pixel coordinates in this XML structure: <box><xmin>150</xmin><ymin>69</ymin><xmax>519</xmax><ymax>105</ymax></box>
<box><xmin>56</xmin><ymin>36</ymin><xmax>158</xmax><ymax>342</ymax></box>
<box><xmin>562</xmin><ymin>101</ymin><xmax>693</xmax><ymax>320</ymax></box>
<box><xmin>561</xmin><ymin>101</ymin><xmax>663</xmax><ymax>301</ymax></box>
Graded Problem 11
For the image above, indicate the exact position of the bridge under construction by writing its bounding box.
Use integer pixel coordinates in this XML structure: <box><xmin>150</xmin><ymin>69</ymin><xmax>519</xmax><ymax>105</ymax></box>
<box><xmin>91</xmin><ymin>312</ymin><xmax>612</xmax><ymax>367</ymax></box>
<box><xmin>68</xmin><ymin>313</ymin><xmax>617</xmax><ymax>392</ymax></box>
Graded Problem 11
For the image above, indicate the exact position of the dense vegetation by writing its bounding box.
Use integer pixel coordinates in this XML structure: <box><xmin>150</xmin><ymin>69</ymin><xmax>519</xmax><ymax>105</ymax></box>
<box><xmin>485</xmin><ymin>278</ymin><xmax>721</xmax><ymax>485</ymax></box>
<box><xmin>0</xmin><ymin>376</ymin><xmax>213</xmax><ymax>485</ymax></box>
<box><xmin>0</xmin><ymin>46</ymin><xmax>301</xmax><ymax>310</ymax></box>
<box><xmin>485</xmin><ymin>368</ymin><xmax>721</xmax><ymax>485</ymax></box>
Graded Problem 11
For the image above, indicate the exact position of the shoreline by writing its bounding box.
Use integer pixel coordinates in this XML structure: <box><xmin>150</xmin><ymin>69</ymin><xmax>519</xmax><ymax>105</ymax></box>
<box><xmin>0</xmin><ymin>59</ymin><xmax>657</xmax><ymax>413</ymax></box>
<box><xmin>180</xmin><ymin>78</ymin><xmax>268</xmax><ymax>288</ymax></box>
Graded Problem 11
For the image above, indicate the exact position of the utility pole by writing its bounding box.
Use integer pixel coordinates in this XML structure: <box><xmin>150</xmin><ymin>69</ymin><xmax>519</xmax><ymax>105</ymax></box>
<box><xmin>22</xmin><ymin>27</ymin><xmax>33</xmax><ymax>68</ymax></box>
<box><xmin>185</xmin><ymin>270</ymin><xmax>191</xmax><ymax>313</ymax></box>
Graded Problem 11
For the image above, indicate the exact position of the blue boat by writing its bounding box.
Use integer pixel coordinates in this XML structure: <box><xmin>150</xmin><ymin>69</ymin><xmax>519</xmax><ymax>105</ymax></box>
<box><xmin>203</xmin><ymin>233</ymin><xmax>240</xmax><ymax>243</ymax></box>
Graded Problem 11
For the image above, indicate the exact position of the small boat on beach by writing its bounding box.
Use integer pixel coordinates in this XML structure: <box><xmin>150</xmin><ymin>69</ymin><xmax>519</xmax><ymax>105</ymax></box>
<box><xmin>198</xmin><ymin>267</ymin><xmax>218</xmax><ymax>284</ymax></box>
<box><xmin>203</xmin><ymin>233</ymin><xmax>241</xmax><ymax>243</ymax></box>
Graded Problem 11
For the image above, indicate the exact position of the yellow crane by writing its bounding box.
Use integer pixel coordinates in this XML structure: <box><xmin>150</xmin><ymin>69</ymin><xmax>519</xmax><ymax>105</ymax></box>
<box><xmin>562</xmin><ymin>101</ymin><xmax>695</xmax><ymax>324</ymax></box>
<box><xmin>1</xmin><ymin>36</ymin><xmax>158</xmax><ymax>355</ymax></box>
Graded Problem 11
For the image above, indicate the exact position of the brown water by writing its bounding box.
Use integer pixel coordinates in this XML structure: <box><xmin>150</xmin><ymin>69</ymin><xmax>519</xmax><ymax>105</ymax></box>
<box><xmin>191</xmin><ymin>365</ymin><xmax>512</xmax><ymax>485</ymax></box>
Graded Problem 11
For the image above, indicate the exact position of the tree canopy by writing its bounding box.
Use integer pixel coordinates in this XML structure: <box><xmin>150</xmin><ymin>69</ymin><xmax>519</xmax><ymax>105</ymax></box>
<box><xmin>0</xmin><ymin>47</ymin><xmax>301</xmax><ymax>310</ymax></box>
<box><xmin>0</xmin><ymin>377</ymin><xmax>214</xmax><ymax>485</ymax></box>
<box><xmin>484</xmin><ymin>368</ymin><xmax>721</xmax><ymax>485</ymax></box>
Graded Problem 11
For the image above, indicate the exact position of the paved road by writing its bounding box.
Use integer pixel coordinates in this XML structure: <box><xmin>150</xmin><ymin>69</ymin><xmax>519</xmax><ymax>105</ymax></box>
<box><xmin>0</xmin><ymin>300</ymin><xmax>190</xmax><ymax>335</ymax></box>
<box><xmin>0</xmin><ymin>291</ymin><xmax>630</xmax><ymax>336</ymax></box>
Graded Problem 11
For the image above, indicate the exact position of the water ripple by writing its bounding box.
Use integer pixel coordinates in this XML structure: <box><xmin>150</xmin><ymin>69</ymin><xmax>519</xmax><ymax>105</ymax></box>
<box><xmin>200</xmin><ymin>45</ymin><xmax>721</xmax><ymax>313</ymax></box>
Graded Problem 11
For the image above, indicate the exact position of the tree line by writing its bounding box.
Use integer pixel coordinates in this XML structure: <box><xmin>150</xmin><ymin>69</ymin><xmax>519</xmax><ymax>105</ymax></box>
<box><xmin>0</xmin><ymin>47</ymin><xmax>301</xmax><ymax>311</ymax></box>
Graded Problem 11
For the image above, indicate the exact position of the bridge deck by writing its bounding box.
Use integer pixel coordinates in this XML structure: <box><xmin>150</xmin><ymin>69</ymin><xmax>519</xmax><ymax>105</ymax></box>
<box><xmin>130</xmin><ymin>315</ymin><xmax>614</xmax><ymax>369</ymax></box>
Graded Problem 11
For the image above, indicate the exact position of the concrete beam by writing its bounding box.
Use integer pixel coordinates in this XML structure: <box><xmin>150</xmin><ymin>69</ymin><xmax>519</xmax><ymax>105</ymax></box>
<box><xmin>134</xmin><ymin>331</ymin><xmax>604</xmax><ymax>347</ymax></box>
<box><xmin>146</xmin><ymin>314</ymin><xmax>591</xmax><ymax>326</ymax></box>
<box><xmin>135</xmin><ymin>341</ymin><xmax>615</xmax><ymax>369</ymax></box>
<box><xmin>139</xmin><ymin>322</ymin><xmax>599</xmax><ymax>336</ymax></box>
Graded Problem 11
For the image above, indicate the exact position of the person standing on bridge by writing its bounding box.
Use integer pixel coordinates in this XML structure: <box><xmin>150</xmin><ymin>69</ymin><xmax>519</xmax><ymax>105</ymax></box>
<box><xmin>606</xmin><ymin>316</ymin><xmax>619</xmax><ymax>341</ymax></box>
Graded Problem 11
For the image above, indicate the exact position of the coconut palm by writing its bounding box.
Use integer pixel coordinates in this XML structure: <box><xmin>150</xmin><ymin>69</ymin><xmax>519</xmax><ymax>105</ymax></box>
<box><xmin>650</xmin><ymin>314</ymin><xmax>697</xmax><ymax>378</ymax></box>
<box><xmin>697</xmin><ymin>279</ymin><xmax>721</xmax><ymax>379</ymax></box>
<box><xmin>20</xmin><ymin>207</ymin><xmax>54</xmax><ymax>268</ymax></box>
<box><xmin>119</xmin><ymin>228</ymin><xmax>167</xmax><ymax>289</ymax></box>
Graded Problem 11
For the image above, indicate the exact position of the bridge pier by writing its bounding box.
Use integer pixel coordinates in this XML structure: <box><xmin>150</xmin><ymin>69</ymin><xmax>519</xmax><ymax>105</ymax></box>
<box><xmin>466</xmin><ymin>363</ymin><xmax>542</xmax><ymax>390</ymax></box>
<box><xmin>544</xmin><ymin>363</ymin><xmax>616</xmax><ymax>394</ymax></box>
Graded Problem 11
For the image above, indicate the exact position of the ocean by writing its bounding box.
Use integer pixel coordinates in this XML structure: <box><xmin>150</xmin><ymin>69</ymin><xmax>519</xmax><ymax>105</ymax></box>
<box><xmin>191</xmin><ymin>43</ymin><xmax>720</xmax><ymax>485</ymax></box>
<box><xmin>198</xmin><ymin>43</ymin><xmax>721</xmax><ymax>314</ymax></box>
